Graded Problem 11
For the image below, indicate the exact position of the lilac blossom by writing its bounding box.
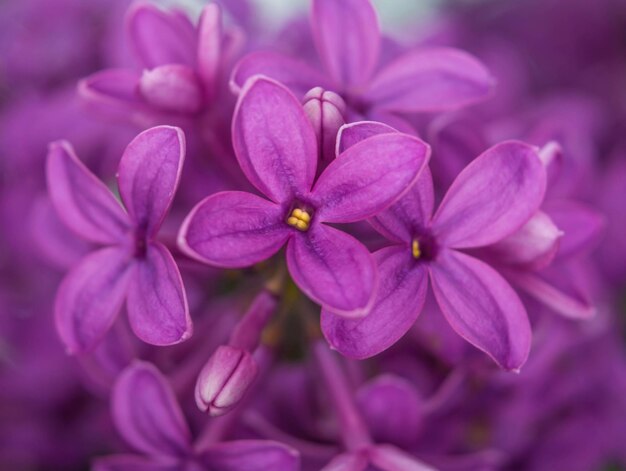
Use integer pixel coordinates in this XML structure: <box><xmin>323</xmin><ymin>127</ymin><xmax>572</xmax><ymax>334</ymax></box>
<box><xmin>179</xmin><ymin>76</ymin><xmax>430</xmax><ymax>316</ymax></box>
<box><xmin>47</xmin><ymin>126</ymin><xmax>191</xmax><ymax>353</ymax></box>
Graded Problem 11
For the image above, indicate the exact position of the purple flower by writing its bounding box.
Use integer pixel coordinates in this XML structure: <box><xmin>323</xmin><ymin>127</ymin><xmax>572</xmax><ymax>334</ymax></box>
<box><xmin>179</xmin><ymin>76</ymin><xmax>430</xmax><ymax>316</ymax></box>
<box><xmin>322</xmin><ymin>123</ymin><xmax>546</xmax><ymax>370</ymax></box>
<box><xmin>94</xmin><ymin>361</ymin><xmax>300</xmax><ymax>471</ymax></box>
<box><xmin>232</xmin><ymin>0</ymin><xmax>494</xmax><ymax>120</ymax></box>
<box><xmin>47</xmin><ymin>126</ymin><xmax>192</xmax><ymax>353</ymax></box>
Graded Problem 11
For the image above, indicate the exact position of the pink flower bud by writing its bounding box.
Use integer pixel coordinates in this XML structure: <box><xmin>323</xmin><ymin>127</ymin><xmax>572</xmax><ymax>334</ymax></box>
<box><xmin>302</xmin><ymin>87</ymin><xmax>346</xmax><ymax>167</ymax></box>
<box><xmin>195</xmin><ymin>345</ymin><xmax>258</xmax><ymax>416</ymax></box>
<box><xmin>139</xmin><ymin>64</ymin><xmax>203</xmax><ymax>114</ymax></box>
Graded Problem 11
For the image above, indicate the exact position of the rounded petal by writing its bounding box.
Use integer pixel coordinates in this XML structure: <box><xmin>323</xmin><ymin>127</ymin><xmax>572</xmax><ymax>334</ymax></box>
<box><xmin>303</xmin><ymin>87</ymin><xmax>347</xmax><ymax>166</ymax></box>
<box><xmin>55</xmin><ymin>247</ymin><xmax>133</xmax><ymax>354</ymax></box>
<box><xmin>178</xmin><ymin>191</ymin><xmax>290</xmax><ymax>268</ymax></box>
<box><xmin>311</xmin><ymin>0</ymin><xmax>380</xmax><ymax>88</ymax></box>
<box><xmin>78</xmin><ymin>69</ymin><xmax>145</xmax><ymax>117</ymax></box>
<box><xmin>433</xmin><ymin>141</ymin><xmax>546</xmax><ymax>249</ymax></box>
<box><xmin>313</xmin><ymin>133</ymin><xmax>430</xmax><ymax>223</ymax></box>
<box><xmin>126</xmin><ymin>242</ymin><xmax>192</xmax><ymax>346</ymax></box>
<box><xmin>232</xmin><ymin>76</ymin><xmax>318</xmax><ymax>203</ymax></box>
<box><xmin>202</xmin><ymin>440</ymin><xmax>300</xmax><ymax>471</ymax></box>
<box><xmin>544</xmin><ymin>201</ymin><xmax>606</xmax><ymax>258</ymax></box>
<box><xmin>197</xmin><ymin>3</ymin><xmax>223</xmax><ymax>100</ymax></box>
<box><xmin>367</xmin><ymin>47</ymin><xmax>495</xmax><ymax>113</ymax></box>
<box><xmin>117</xmin><ymin>126</ymin><xmax>185</xmax><ymax>237</ymax></box>
<box><xmin>429</xmin><ymin>250</ymin><xmax>531</xmax><ymax>371</ymax></box>
<box><xmin>336</xmin><ymin>121</ymin><xmax>398</xmax><ymax>155</ymax></box>
<box><xmin>138</xmin><ymin>65</ymin><xmax>203</xmax><ymax>114</ymax></box>
<box><xmin>113</xmin><ymin>361</ymin><xmax>192</xmax><ymax>457</ymax></box>
<box><xmin>126</xmin><ymin>3</ymin><xmax>196</xmax><ymax>69</ymax></box>
<box><xmin>47</xmin><ymin>140</ymin><xmax>130</xmax><ymax>245</ymax></box>
<box><xmin>321</xmin><ymin>246</ymin><xmax>427</xmax><ymax>358</ymax></box>
<box><xmin>286</xmin><ymin>224</ymin><xmax>376</xmax><ymax>317</ymax></box>
<box><xmin>230</xmin><ymin>51</ymin><xmax>331</xmax><ymax>96</ymax></box>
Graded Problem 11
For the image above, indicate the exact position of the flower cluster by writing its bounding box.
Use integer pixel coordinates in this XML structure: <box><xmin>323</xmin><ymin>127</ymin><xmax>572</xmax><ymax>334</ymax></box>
<box><xmin>1</xmin><ymin>0</ymin><xmax>626</xmax><ymax>470</ymax></box>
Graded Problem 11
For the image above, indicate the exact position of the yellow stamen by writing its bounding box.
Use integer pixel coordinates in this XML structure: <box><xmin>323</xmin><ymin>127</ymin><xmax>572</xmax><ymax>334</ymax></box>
<box><xmin>412</xmin><ymin>240</ymin><xmax>421</xmax><ymax>259</ymax></box>
<box><xmin>287</xmin><ymin>208</ymin><xmax>312</xmax><ymax>231</ymax></box>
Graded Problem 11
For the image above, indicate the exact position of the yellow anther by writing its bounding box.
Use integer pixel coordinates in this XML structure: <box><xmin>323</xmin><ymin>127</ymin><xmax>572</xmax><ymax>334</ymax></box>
<box><xmin>287</xmin><ymin>208</ymin><xmax>312</xmax><ymax>231</ymax></box>
<box><xmin>412</xmin><ymin>240</ymin><xmax>421</xmax><ymax>259</ymax></box>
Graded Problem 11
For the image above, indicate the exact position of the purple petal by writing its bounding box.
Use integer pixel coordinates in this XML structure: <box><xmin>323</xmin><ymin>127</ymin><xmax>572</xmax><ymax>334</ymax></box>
<box><xmin>429</xmin><ymin>250</ymin><xmax>531</xmax><ymax>370</ymax></box>
<box><xmin>178</xmin><ymin>191</ymin><xmax>290</xmax><ymax>268</ymax></box>
<box><xmin>55</xmin><ymin>248</ymin><xmax>132</xmax><ymax>354</ymax></box>
<box><xmin>367</xmin><ymin>47</ymin><xmax>494</xmax><ymax>113</ymax></box>
<box><xmin>432</xmin><ymin>141</ymin><xmax>546</xmax><ymax>249</ymax></box>
<box><xmin>336</xmin><ymin>121</ymin><xmax>398</xmax><ymax>155</ymax></box>
<box><xmin>232</xmin><ymin>76</ymin><xmax>318</xmax><ymax>203</ymax></box>
<box><xmin>311</xmin><ymin>0</ymin><xmax>380</xmax><ymax>88</ymax></box>
<box><xmin>286</xmin><ymin>224</ymin><xmax>376</xmax><ymax>317</ymax></box>
<box><xmin>369</xmin><ymin>445</ymin><xmax>436</xmax><ymax>471</ymax></box>
<box><xmin>202</xmin><ymin>440</ymin><xmax>300</xmax><ymax>471</ymax></box>
<box><xmin>313</xmin><ymin>133</ymin><xmax>430</xmax><ymax>223</ymax></box>
<box><xmin>369</xmin><ymin>167</ymin><xmax>435</xmax><ymax>244</ymax></box>
<box><xmin>197</xmin><ymin>4</ymin><xmax>223</xmax><ymax>100</ymax></box>
<box><xmin>302</xmin><ymin>87</ymin><xmax>347</xmax><ymax>167</ymax></box>
<box><xmin>230</xmin><ymin>51</ymin><xmax>332</xmax><ymax>96</ymax></box>
<box><xmin>321</xmin><ymin>452</ymin><xmax>368</xmax><ymax>471</ymax></box>
<box><xmin>544</xmin><ymin>201</ymin><xmax>605</xmax><ymax>258</ymax></box>
<box><xmin>138</xmin><ymin>65</ymin><xmax>203</xmax><ymax>114</ymax></box>
<box><xmin>93</xmin><ymin>455</ymin><xmax>181</xmax><ymax>471</ymax></box>
<box><xmin>47</xmin><ymin>140</ymin><xmax>130</xmax><ymax>245</ymax></box>
<box><xmin>126</xmin><ymin>242</ymin><xmax>191</xmax><ymax>346</ymax></box>
<box><xmin>126</xmin><ymin>3</ymin><xmax>196</xmax><ymax>69</ymax></box>
<box><xmin>117</xmin><ymin>126</ymin><xmax>185</xmax><ymax>237</ymax></box>
<box><xmin>321</xmin><ymin>246</ymin><xmax>427</xmax><ymax>358</ymax></box>
<box><xmin>113</xmin><ymin>361</ymin><xmax>192</xmax><ymax>457</ymax></box>
<box><xmin>78</xmin><ymin>69</ymin><xmax>144</xmax><ymax>114</ymax></box>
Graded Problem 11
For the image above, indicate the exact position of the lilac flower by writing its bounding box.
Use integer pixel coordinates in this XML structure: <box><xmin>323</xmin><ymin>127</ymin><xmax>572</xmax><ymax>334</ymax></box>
<box><xmin>94</xmin><ymin>361</ymin><xmax>300</xmax><ymax>471</ymax></box>
<box><xmin>179</xmin><ymin>76</ymin><xmax>430</xmax><ymax>316</ymax></box>
<box><xmin>322</xmin><ymin>122</ymin><xmax>546</xmax><ymax>370</ymax></box>
<box><xmin>47</xmin><ymin>126</ymin><xmax>192</xmax><ymax>353</ymax></box>
<box><xmin>232</xmin><ymin>0</ymin><xmax>494</xmax><ymax>121</ymax></box>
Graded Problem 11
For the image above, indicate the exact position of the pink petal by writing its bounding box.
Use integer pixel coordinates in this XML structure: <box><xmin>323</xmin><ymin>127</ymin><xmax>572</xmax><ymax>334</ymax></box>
<box><xmin>47</xmin><ymin>140</ymin><xmax>130</xmax><ymax>245</ymax></box>
<box><xmin>117</xmin><ymin>126</ymin><xmax>185</xmax><ymax>238</ymax></box>
<box><xmin>286</xmin><ymin>224</ymin><xmax>376</xmax><ymax>317</ymax></box>
<box><xmin>321</xmin><ymin>246</ymin><xmax>427</xmax><ymax>358</ymax></box>
<box><xmin>126</xmin><ymin>3</ymin><xmax>196</xmax><ymax>69</ymax></box>
<box><xmin>78</xmin><ymin>69</ymin><xmax>145</xmax><ymax>116</ymax></box>
<box><xmin>367</xmin><ymin>47</ymin><xmax>494</xmax><ymax>113</ymax></box>
<box><xmin>55</xmin><ymin>247</ymin><xmax>133</xmax><ymax>354</ymax></box>
<box><xmin>126</xmin><ymin>242</ymin><xmax>191</xmax><ymax>346</ymax></box>
<box><xmin>197</xmin><ymin>3</ymin><xmax>223</xmax><ymax>101</ymax></box>
<box><xmin>232</xmin><ymin>76</ymin><xmax>318</xmax><ymax>203</ymax></box>
<box><xmin>313</xmin><ymin>133</ymin><xmax>430</xmax><ymax>223</ymax></box>
<box><xmin>311</xmin><ymin>0</ymin><xmax>380</xmax><ymax>88</ymax></box>
<box><xmin>369</xmin><ymin>445</ymin><xmax>436</xmax><ymax>471</ymax></box>
<box><xmin>336</xmin><ymin>121</ymin><xmax>398</xmax><ymax>155</ymax></box>
<box><xmin>112</xmin><ymin>362</ymin><xmax>192</xmax><ymax>457</ymax></box>
<box><xmin>202</xmin><ymin>440</ymin><xmax>300</xmax><ymax>471</ymax></box>
<box><xmin>433</xmin><ymin>141</ymin><xmax>546</xmax><ymax>249</ymax></box>
<box><xmin>178</xmin><ymin>191</ymin><xmax>290</xmax><ymax>268</ymax></box>
<box><xmin>302</xmin><ymin>87</ymin><xmax>347</xmax><ymax>167</ymax></box>
<box><xmin>429</xmin><ymin>250</ymin><xmax>531</xmax><ymax>371</ymax></box>
<box><xmin>544</xmin><ymin>200</ymin><xmax>605</xmax><ymax>258</ymax></box>
<box><xmin>138</xmin><ymin>65</ymin><xmax>203</xmax><ymax>114</ymax></box>
<box><xmin>230</xmin><ymin>51</ymin><xmax>332</xmax><ymax>96</ymax></box>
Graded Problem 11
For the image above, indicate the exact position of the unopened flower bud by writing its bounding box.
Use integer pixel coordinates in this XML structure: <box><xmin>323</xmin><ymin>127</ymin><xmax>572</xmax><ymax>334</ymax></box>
<box><xmin>303</xmin><ymin>87</ymin><xmax>346</xmax><ymax>167</ymax></box>
<box><xmin>139</xmin><ymin>64</ymin><xmax>203</xmax><ymax>114</ymax></box>
<box><xmin>195</xmin><ymin>345</ymin><xmax>258</xmax><ymax>416</ymax></box>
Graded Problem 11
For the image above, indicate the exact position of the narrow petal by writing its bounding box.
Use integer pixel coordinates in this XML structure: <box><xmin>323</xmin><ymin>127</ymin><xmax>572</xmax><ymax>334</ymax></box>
<box><xmin>369</xmin><ymin>167</ymin><xmax>435</xmax><ymax>244</ymax></box>
<box><xmin>286</xmin><ymin>224</ymin><xmax>376</xmax><ymax>317</ymax></box>
<box><xmin>202</xmin><ymin>440</ymin><xmax>300</xmax><ymax>471</ymax></box>
<box><xmin>369</xmin><ymin>445</ymin><xmax>437</xmax><ymax>471</ymax></box>
<box><xmin>197</xmin><ymin>4</ymin><xmax>223</xmax><ymax>100</ymax></box>
<box><xmin>311</xmin><ymin>0</ymin><xmax>380</xmax><ymax>88</ymax></box>
<box><xmin>117</xmin><ymin>126</ymin><xmax>185</xmax><ymax>237</ymax></box>
<box><xmin>230</xmin><ymin>51</ymin><xmax>331</xmax><ymax>96</ymax></box>
<box><xmin>321</xmin><ymin>452</ymin><xmax>368</xmax><ymax>471</ymax></box>
<box><xmin>336</xmin><ymin>121</ymin><xmax>398</xmax><ymax>155</ymax></box>
<box><xmin>178</xmin><ymin>191</ymin><xmax>290</xmax><ymax>268</ymax></box>
<box><xmin>126</xmin><ymin>242</ymin><xmax>191</xmax><ymax>346</ymax></box>
<box><xmin>138</xmin><ymin>65</ymin><xmax>203</xmax><ymax>114</ymax></box>
<box><xmin>113</xmin><ymin>361</ymin><xmax>192</xmax><ymax>457</ymax></box>
<box><xmin>321</xmin><ymin>246</ymin><xmax>427</xmax><ymax>358</ymax></box>
<box><xmin>429</xmin><ymin>250</ymin><xmax>531</xmax><ymax>370</ymax></box>
<box><xmin>55</xmin><ymin>247</ymin><xmax>132</xmax><ymax>354</ymax></box>
<box><xmin>313</xmin><ymin>133</ymin><xmax>430</xmax><ymax>223</ymax></box>
<box><xmin>126</xmin><ymin>3</ymin><xmax>196</xmax><ymax>69</ymax></box>
<box><xmin>432</xmin><ymin>141</ymin><xmax>546</xmax><ymax>249</ymax></box>
<box><xmin>47</xmin><ymin>140</ymin><xmax>130</xmax><ymax>245</ymax></box>
<box><xmin>367</xmin><ymin>47</ymin><xmax>494</xmax><ymax>113</ymax></box>
<box><xmin>93</xmin><ymin>455</ymin><xmax>181</xmax><ymax>471</ymax></box>
<box><xmin>544</xmin><ymin>201</ymin><xmax>605</xmax><ymax>258</ymax></box>
<box><xmin>232</xmin><ymin>76</ymin><xmax>318</xmax><ymax>203</ymax></box>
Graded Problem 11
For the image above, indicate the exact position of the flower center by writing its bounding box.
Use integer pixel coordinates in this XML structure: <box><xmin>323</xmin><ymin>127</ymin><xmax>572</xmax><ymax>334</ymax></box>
<box><xmin>412</xmin><ymin>240</ymin><xmax>422</xmax><ymax>259</ymax></box>
<box><xmin>410</xmin><ymin>233</ymin><xmax>438</xmax><ymax>262</ymax></box>
<box><xmin>287</xmin><ymin>208</ymin><xmax>312</xmax><ymax>231</ymax></box>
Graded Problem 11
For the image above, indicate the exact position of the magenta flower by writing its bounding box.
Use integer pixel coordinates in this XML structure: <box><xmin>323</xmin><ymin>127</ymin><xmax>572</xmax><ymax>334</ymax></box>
<box><xmin>322</xmin><ymin>123</ymin><xmax>546</xmax><ymax>370</ymax></box>
<box><xmin>94</xmin><ymin>361</ymin><xmax>300</xmax><ymax>471</ymax></box>
<box><xmin>47</xmin><ymin>126</ymin><xmax>191</xmax><ymax>353</ymax></box>
<box><xmin>179</xmin><ymin>76</ymin><xmax>430</xmax><ymax>316</ymax></box>
<box><xmin>232</xmin><ymin>0</ymin><xmax>494</xmax><ymax>120</ymax></box>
